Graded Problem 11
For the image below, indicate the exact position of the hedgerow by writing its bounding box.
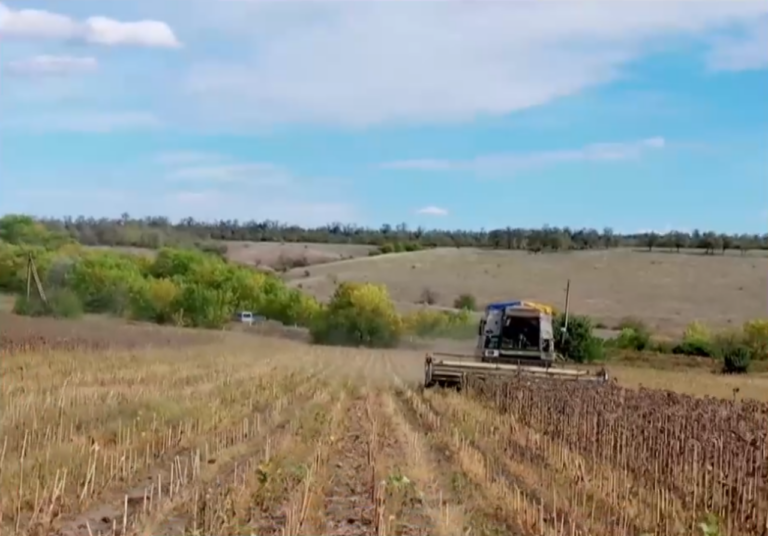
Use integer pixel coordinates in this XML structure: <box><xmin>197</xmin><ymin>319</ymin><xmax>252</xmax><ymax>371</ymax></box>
<box><xmin>2</xmin><ymin>238</ymin><xmax>475</xmax><ymax>342</ymax></box>
<box><xmin>1</xmin><ymin>242</ymin><xmax>321</xmax><ymax>330</ymax></box>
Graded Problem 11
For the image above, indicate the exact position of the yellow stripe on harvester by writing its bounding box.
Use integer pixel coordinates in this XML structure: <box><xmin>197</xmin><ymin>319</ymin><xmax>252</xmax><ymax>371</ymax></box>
<box><xmin>519</xmin><ymin>301</ymin><xmax>556</xmax><ymax>316</ymax></box>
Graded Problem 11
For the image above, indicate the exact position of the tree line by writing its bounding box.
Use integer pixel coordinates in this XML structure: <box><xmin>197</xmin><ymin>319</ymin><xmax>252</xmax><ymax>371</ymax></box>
<box><xmin>3</xmin><ymin>213</ymin><xmax>767</xmax><ymax>254</ymax></box>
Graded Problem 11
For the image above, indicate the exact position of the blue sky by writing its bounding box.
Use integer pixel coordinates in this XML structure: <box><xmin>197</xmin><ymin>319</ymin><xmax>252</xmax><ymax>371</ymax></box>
<box><xmin>1</xmin><ymin>1</ymin><xmax>767</xmax><ymax>233</ymax></box>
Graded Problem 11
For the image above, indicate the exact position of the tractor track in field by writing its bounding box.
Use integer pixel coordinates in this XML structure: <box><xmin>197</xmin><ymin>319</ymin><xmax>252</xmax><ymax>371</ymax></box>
<box><xmin>321</xmin><ymin>393</ymin><xmax>379</xmax><ymax>536</ymax></box>
<box><xmin>395</xmin><ymin>385</ymin><xmax>525</xmax><ymax>536</ymax></box>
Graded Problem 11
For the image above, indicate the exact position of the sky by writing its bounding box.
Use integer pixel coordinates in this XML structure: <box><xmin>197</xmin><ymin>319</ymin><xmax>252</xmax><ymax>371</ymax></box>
<box><xmin>0</xmin><ymin>1</ymin><xmax>767</xmax><ymax>233</ymax></box>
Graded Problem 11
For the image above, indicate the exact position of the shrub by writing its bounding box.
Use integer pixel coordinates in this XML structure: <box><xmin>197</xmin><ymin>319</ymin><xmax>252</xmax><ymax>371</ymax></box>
<box><xmin>453</xmin><ymin>293</ymin><xmax>477</xmax><ymax>311</ymax></box>
<box><xmin>683</xmin><ymin>321</ymin><xmax>711</xmax><ymax>342</ymax></box>
<box><xmin>614</xmin><ymin>327</ymin><xmax>652</xmax><ymax>351</ymax></box>
<box><xmin>615</xmin><ymin>317</ymin><xmax>652</xmax><ymax>347</ymax></box>
<box><xmin>13</xmin><ymin>288</ymin><xmax>83</xmax><ymax>319</ymax></box>
<box><xmin>579</xmin><ymin>336</ymin><xmax>606</xmax><ymax>363</ymax></box>
<box><xmin>616</xmin><ymin>316</ymin><xmax>649</xmax><ymax>333</ymax></box>
<box><xmin>68</xmin><ymin>251</ymin><xmax>143</xmax><ymax>315</ymax></box>
<box><xmin>651</xmin><ymin>339</ymin><xmax>676</xmax><ymax>354</ymax></box>
<box><xmin>129</xmin><ymin>278</ymin><xmax>181</xmax><ymax>324</ymax></box>
<box><xmin>402</xmin><ymin>242</ymin><xmax>423</xmax><ymax>252</ymax></box>
<box><xmin>173</xmin><ymin>284</ymin><xmax>233</xmax><ymax>329</ymax></box>
<box><xmin>0</xmin><ymin>244</ymin><xmax>55</xmax><ymax>293</ymax></box>
<box><xmin>670</xmin><ymin>320</ymin><xmax>716</xmax><ymax>357</ymax></box>
<box><xmin>48</xmin><ymin>288</ymin><xmax>84</xmax><ymax>318</ymax></box>
<box><xmin>672</xmin><ymin>339</ymin><xmax>715</xmax><ymax>357</ymax></box>
<box><xmin>719</xmin><ymin>342</ymin><xmax>752</xmax><ymax>374</ymax></box>
<box><xmin>13</xmin><ymin>294</ymin><xmax>47</xmax><ymax>317</ymax></box>
<box><xmin>553</xmin><ymin>313</ymin><xmax>604</xmax><ymax>363</ymax></box>
<box><xmin>402</xmin><ymin>308</ymin><xmax>475</xmax><ymax>339</ymax></box>
<box><xmin>310</xmin><ymin>282</ymin><xmax>402</xmax><ymax>348</ymax></box>
<box><xmin>742</xmin><ymin>319</ymin><xmax>768</xmax><ymax>360</ymax></box>
<box><xmin>377</xmin><ymin>242</ymin><xmax>422</xmax><ymax>255</ymax></box>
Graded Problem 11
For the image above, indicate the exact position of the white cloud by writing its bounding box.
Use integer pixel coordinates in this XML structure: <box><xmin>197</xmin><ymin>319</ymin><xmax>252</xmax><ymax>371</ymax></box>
<box><xmin>5</xmin><ymin>55</ymin><xmax>98</xmax><ymax>76</ymax></box>
<box><xmin>167</xmin><ymin>163</ymin><xmax>290</xmax><ymax>185</ymax></box>
<box><xmin>381</xmin><ymin>137</ymin><xmax>666</xmax><ymax>175</ymax></box>
<box><xmin>179</xmin><ymin>2</ymin><xmax>768</xmax><ymax>128</ymax></box>
<box><xmin>82</xmin><ymin>16</ymin><xmax>181</xmax><ymax>48</ymax></box>
<box><xmin>416</xmin><ymin>206</ymin><xmax>449</xmax><ymax>217</ymax></box>
<box><xmin>0</xmin><ymin>2</ymin><xmax>181</xmax><ymax>48</ymax></box>
<box><xmin>707</xmin><ymin>19</ymin><xmax>768</xmax><ymax>72</ymax></box>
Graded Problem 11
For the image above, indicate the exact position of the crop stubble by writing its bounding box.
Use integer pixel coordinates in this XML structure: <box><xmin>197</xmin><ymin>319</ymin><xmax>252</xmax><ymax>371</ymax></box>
<box><xmin>3</xmin><ymin>317</ymin><xmax>767</xmax><ymax>536</ymax></box>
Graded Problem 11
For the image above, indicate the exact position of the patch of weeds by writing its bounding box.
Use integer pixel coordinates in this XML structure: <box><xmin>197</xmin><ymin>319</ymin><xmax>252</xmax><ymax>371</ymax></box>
<box><xmin>450</xmin><ymin>471</ymin><xmax>470</xmax><ymax>495</ymax></box>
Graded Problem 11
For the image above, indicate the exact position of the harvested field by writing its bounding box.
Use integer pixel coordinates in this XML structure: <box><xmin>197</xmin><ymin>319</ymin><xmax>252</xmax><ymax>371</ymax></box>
<box><xmin>0</xmin><ymin>313</ymin><xmax>223</xmax><ymax>354</ymax></box>
<box><xmin>287</xmin><ymin>247</ymin><xmax>768</xmax><ymax>335</ymax></box>
<box><xmin>3</xmin><ymin>316</ymin><xmax>768</xmax><ymax>536</ymax></box>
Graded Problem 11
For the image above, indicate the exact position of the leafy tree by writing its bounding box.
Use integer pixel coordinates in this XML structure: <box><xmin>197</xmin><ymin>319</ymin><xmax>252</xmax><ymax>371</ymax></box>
<box><xmin>3</xmin><ymin>213</ymin><xmax>762</xmax><ymax>255</ymax></box>
<box><xmin>642</xmin><ymin>232</ymin><xmax>659</xmax><ymax>252</ymax></box>
<box><xmin>310</xmin><ymin>282</ymin><xmax>402</xmax><ymax>348</ymax></box>
<box><xmin>672</xmin><ymin>232</ymin><xmax>689</xmax><ymax>253</ymax></box>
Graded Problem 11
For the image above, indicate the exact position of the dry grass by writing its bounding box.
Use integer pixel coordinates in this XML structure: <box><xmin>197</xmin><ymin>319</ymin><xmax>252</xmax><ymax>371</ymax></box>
<box><xmin>83</xmin><ymin>241</ymin><xmax>768</xmax><ymax>336</ymax></box>
<box><xmin>3</xmin><ymin>315</ymin><xmax>768</xmax><ymax>536</ymax></box>
<box><xmin>85</xmin><ymin>242</ymin><xmax>375</xmax><ymax>272</ymax></box>
<box><xmin>286</xmin><ymin>247</ymin><xmax>768</xmax><ymax>335</ymax></box>
<box><xmin>224</xmin><ymin>241</ymin><xmax>375</xmax><ymax>269</ymax></box>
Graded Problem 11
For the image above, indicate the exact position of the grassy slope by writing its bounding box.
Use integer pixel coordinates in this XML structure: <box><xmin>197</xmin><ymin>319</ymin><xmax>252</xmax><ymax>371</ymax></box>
<box><xmin>286</xmin><ymin>246</ymin><xmax>768</xmax><ymax>336</ymax></box>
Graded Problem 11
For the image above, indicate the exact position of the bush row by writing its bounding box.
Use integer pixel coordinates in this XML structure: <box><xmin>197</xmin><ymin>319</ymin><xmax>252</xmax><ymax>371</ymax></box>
<box><xmin>4</xmin><ymin>239</ymin><xmax>764</xmax><ymax>366</ymax></box>
<box><xmin>368</xmin><ymin>241</ymin><xmax>426</xmax><ymax>256</ymax></box>
<box><xmin>561</xmin><ymin>315</ymin><xmax>768</xmax><ymax>373</ymax></box>
<box><xmin>1</xmin><ymin>243</ymin><xmax>476</xmax><ymax>345</ymax></box>
<box><xmin>3</xmin><ymin>243</ymin><xmax>321</xmax><ymax>329</ymax></box>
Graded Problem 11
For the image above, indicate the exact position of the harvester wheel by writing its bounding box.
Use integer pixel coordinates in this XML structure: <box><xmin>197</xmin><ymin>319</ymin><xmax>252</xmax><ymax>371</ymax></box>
<box><xmin>424</xmin><ymin>355</ymin><xmax>435</xmax><ymax>389</ymax></box>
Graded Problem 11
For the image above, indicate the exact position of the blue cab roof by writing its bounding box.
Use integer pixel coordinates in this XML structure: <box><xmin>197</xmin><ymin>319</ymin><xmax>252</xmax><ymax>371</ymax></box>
<box><xmin>485</xmin><ymin>300</ymin><xmax>555</xmax><ymax>315</ymax></box>
<box><xmin>485</xmin><ymin>301</ymin><xmax>526</xmax><ymax>311</ymax></box>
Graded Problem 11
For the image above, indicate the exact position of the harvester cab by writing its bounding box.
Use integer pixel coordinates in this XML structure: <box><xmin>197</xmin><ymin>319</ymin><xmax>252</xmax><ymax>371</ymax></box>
<box><xmin>476</xmin><ymin>301</ymin><xmax>557</xmax><ymax>365</ymax></box>
<box><xmin>424</xmin><ymin>300</ymin><xmax>608</xmax><ymax>389</ymax></box>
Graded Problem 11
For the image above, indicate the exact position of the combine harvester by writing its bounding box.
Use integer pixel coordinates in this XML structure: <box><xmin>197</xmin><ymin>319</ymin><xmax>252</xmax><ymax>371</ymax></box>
<box><xmin>424</xmin><ymin>290</ymin><xmax>609</xmax><ymax>389</ymax></box>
